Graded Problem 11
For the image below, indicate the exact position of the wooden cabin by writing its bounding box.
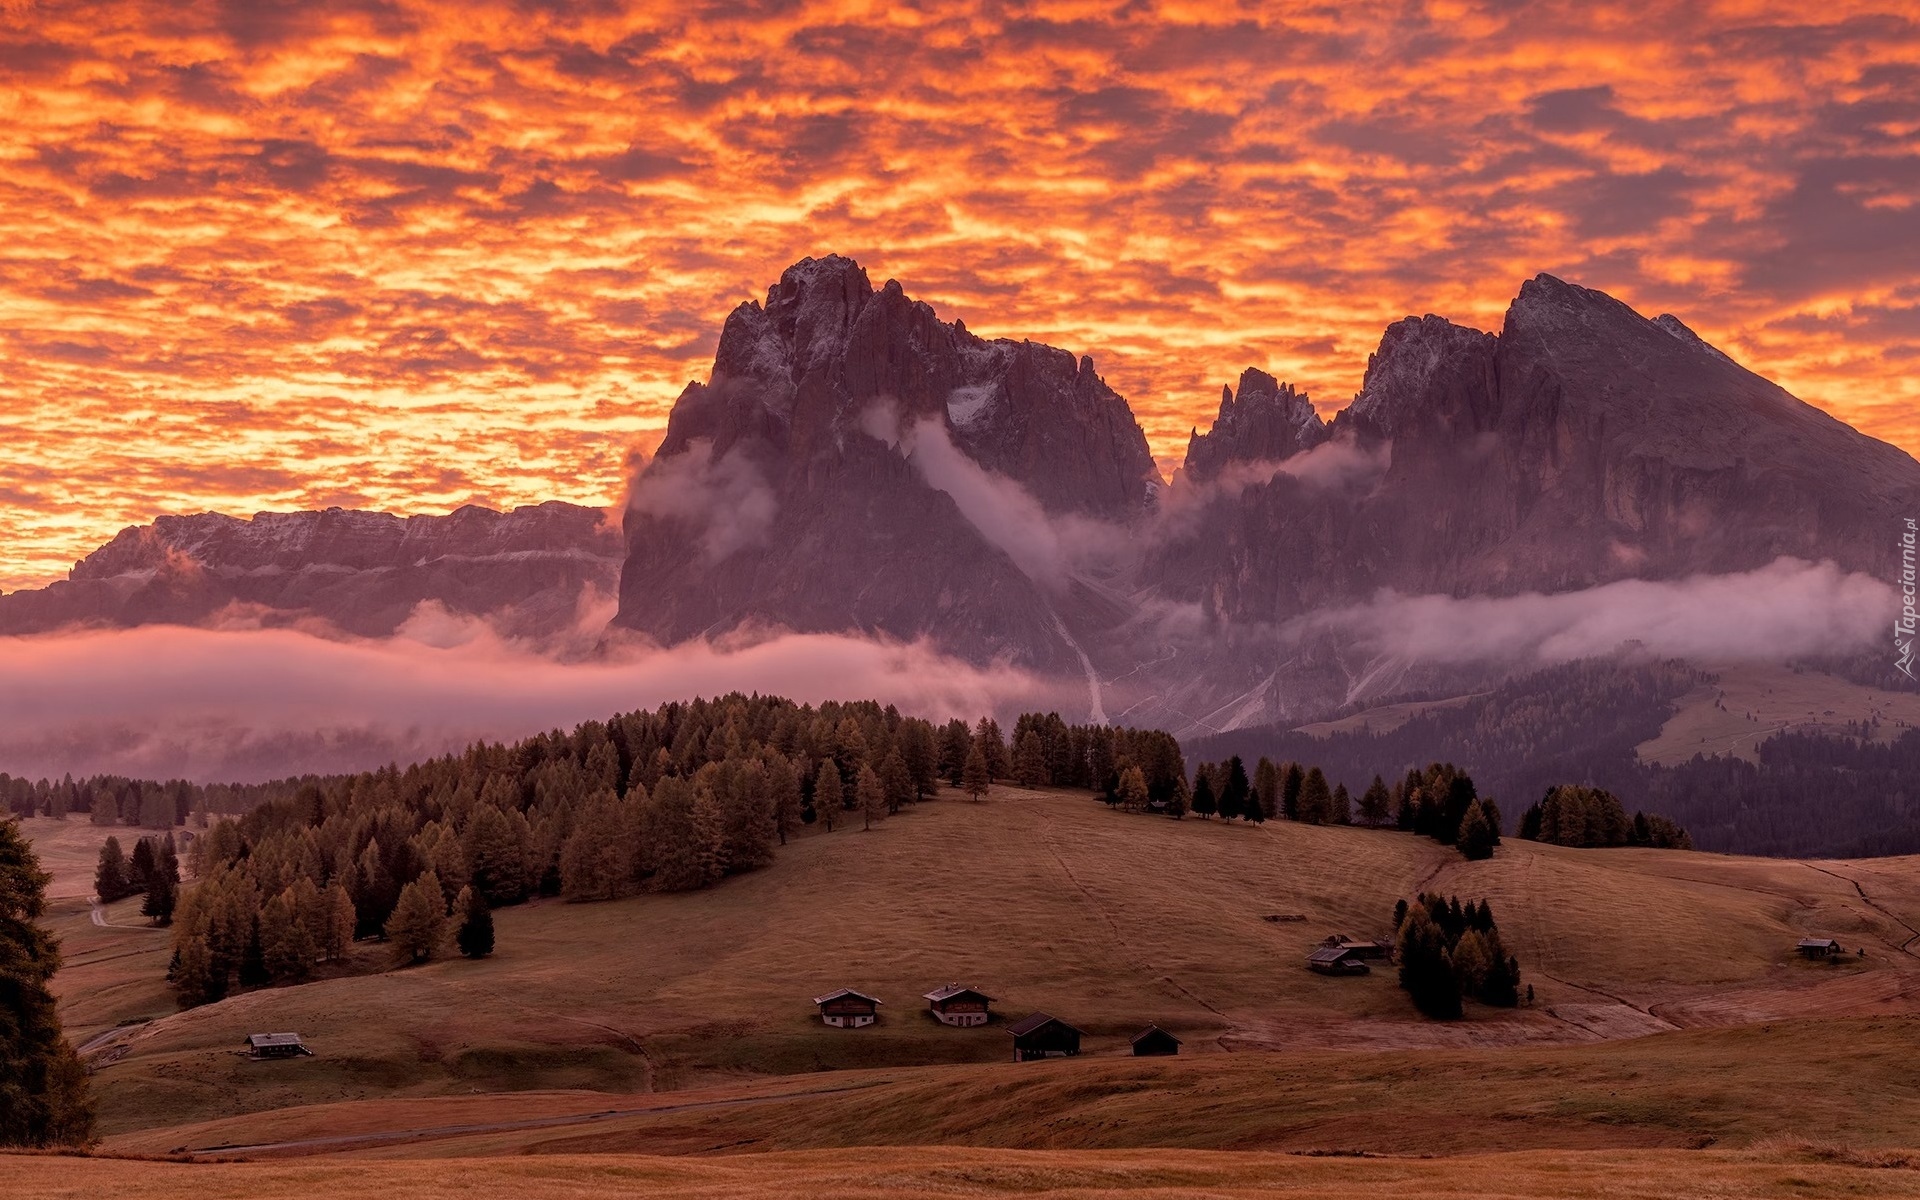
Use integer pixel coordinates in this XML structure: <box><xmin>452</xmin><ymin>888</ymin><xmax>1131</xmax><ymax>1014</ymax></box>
<box><xmin>1797</xmin><ymin>937</ymin><xmax>1844</xmax><ymax>959</ymax></box>
<box><xmin>1130</xmin><ymin>1024</ymin><xmax>1181</xmax><ymax>1057</ymax></box>
<box><xmin>245</xmin><ymin>1032</ymin><xmax>313</xmax><ymax>1059</ymax></box>
<box><xmin>812</xmin><ymin>988</ymin><xmax>883</xmax><ymax>1027</ymax></box>
<box><xmin>923</xmin><ymin>983</ymin><xmax>995</xmax><ymax>1027</ymax></box>
<box><xmin>1322</xmin><ymin>935</ymin><xmax>1391</xmax><ymax>961</ymax></box>
<box><xmin>1007</xmin><ymin>1012</ymin><xmax>1083</xmax><ymax>1061</ymax></box>
<box><xmin>1306</xmin><ymin>944</ymin><xmax>1371</xmax><ymax>975</ymax></box>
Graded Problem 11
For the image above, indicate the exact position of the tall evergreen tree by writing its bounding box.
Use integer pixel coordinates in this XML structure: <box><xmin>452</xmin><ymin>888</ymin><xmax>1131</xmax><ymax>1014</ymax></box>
<box><xmin>1116</xmin><ymin>765</ymin><xmax>1149</xmax><ymax>813</ymax></box>
<box><xmin>1253</xmin><ymin>757</ymin><xmax>1281</xmax><ymax>821</ymax></box>
<box><xmin>454</xmin><ymin>886</ymin><xmax>494</xmax><ymax>959</ymax></box>
<box><xmin>1190</xmin><ymin>772</ymin><xmax>1217</xmax><ymax>819</ymax></box>
<box><xmin>322</xmin><ymin>884</ymin><xmax>356</xmax><ymax>961</ymax></box>
<box><xmin>814</xmin><ymin>761</ymin><xmax>844</xmax><ymax>829</ymax></box>
<box><xmin>769</xmin><ymin>754</ymin><xmax>803</xmax><ymax>845</ymax></box>
<box><xmin>1296</xmin><ymin>768</ymin><xmax>1333</xmax><ymax>825</ymax></box>
<box><xmin>127</xmin><ymin>837</ymin><xmax>157</xmax><ymax>894</ymax></box>
<box><xmin>1221</xmin><ymin>756</ymin><xmax>1252</xmax><ymax>820</ymax></box>
<box><xmin>1395</xmin><ymin>905</ymin><xmax>1462</xmax><ymax>1020</ymax></box>
<box><xmin>857</xmin><ymin>764</ymin><xmax>886</xmax><ymax>831</ymax></box>
<box><xmin>961</xmin><ymin>744</ymin><xmax>991</xmax><ymax>802</ymax></box>
<box><xmin>1458</xmin><ymin>799</ymin><xmax>1499</xmax><ymax>861</ymax></box>
<box><xmin>1013</xmin><ymin>731</ymin><xmax>1048</xmax><ymax>787</ymax></box>
<box><xmin>0</xmin><ymin>818</ymin><xmax>95</xmax><ymax>1146</ymax></box>
<box><xmin>879</xmin><ymin>749</ymin><xmax>913</xmax><ymax>814</ymax></box>
<box><xmin>141</xmin><ymin>868</ymin><xmax>177</xmax><ymax>925</ymax></box>
<box><xmin>385</xmin><ymin>870</ymin><xmax>449</xmax><ymax>964</ymax></box>
<box><xmin>93</xmin><ymin>837</ymin><xmax>129</xmax><ymax>903</ymax></box>
<box><xmin>1359</xmin><ymin>775</ymin><xmax>1392</xmax><ymax>827</ymax></box>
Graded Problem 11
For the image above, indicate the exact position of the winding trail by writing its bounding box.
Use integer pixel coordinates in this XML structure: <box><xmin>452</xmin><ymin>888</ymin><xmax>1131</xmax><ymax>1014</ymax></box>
<box><xmin>1802</xmin><ymin>863</ymin><xmax>1920</xmax><ymax>958</ymax></box>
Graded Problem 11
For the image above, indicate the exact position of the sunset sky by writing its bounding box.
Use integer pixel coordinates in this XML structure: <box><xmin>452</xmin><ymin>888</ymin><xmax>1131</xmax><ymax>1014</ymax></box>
<box><xmin>2</xmin><ymin>0</ymin><xmax>1917</xmax><ymax>593</ymax></box>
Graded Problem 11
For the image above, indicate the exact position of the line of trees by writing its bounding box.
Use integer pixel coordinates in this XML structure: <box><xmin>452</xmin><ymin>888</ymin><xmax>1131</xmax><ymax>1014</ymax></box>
<box><xmin>93</xmin><ymin>833</ymin><xmax>181</xmax><ymax>923</ymax></box>
<box><xmin>1393</xmin><ymin>892</ymin><xmax>1522</xmax><ymax>1020</ymax></box>
<box><xmin>2</xmin><ymin>771</ymin><xmax>302</xmax><ymax>827</ymax></box>
<box><xmin>155</xmin><ymin>696</ymin><xmax>1186</xmax><ymax>1008</ymax></box>
<box><xmin>1517</xmin><ymin>785</ymin><xmax>1693</xmax><ymax>849</ymax></box>
<box><xmin>0</xmin><ymin>817</ymin><xmax>95</xmax><ymax>1147</ymax></box>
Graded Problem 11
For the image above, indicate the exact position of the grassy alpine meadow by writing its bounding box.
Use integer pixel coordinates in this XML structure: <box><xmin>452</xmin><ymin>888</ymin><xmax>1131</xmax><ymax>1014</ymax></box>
<box><xmin>30</xmin><ymin>786</ymin><xmax>1920</xmax><ymax>1154</ymax></box>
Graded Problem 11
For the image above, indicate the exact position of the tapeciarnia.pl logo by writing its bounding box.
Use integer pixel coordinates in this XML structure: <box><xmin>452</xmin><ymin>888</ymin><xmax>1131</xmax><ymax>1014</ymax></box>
<box><xmin>1899</xmin><ymin>517</ymin><xmax>1917</xmax><ymax>680</ymax></box>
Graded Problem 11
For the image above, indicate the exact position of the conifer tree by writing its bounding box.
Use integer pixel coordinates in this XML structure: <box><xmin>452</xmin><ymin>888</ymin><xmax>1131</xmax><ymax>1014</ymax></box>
<box><xmin>172</xmin><ymin>934</ymin><xmax>218</xmax><ymax>1008</ymax></box>
<box><xmin>1331</xmin><ymin>782</ymin><xmax>1352</xmax><ymax>825</ymax></box>
<box><xmin>1253</xmin><ymin>757</ymin><xmax>1281</xmax><ymax>821</ymax></box>
<box><xmin>899</xmin><ymin>719</ymin><xmax>939</xmax><ymax>799</ymax></box>
<box><xmin>1359</xmin><ymin>775</ymin><xmax>1392</xmax><ymax>827</ymax></box>
<box><xmin>1457</xmin><ymin>799</ymin><xmax>1498</xmax><ymax>861</ymax></box>
<box><xmin>560</xmin><ymin>790</ymin><xmax>628</xmax><ymax>901</ymax></box>
<box><xmin>455</xmin><ymin>885</ymin><xmax>494</xmax><ymax>959</ymax></box>
<box><xmin>1297</xmin><ymin>768</ymin><xmax>1333</xmax><ymax>825</ymax></box>
<box><xmin>237</xmin><ymin>917</ymin><xmax>270</xmax><ymax>988</ymax></box>
<box><xmin>1451</xmin><ymin>928</ymin><xmax>1492</xmax><ymax>995</ymax></box>
<box><xmin>879</xmin><ymin>749</ymin><xmax>913</xmax><ymax>814</ymax></box>
<box><xmin>961</xmin><ymin>744</ymin><xmax>991</xmax><ymax>802</ymax></box>
<box><xmin>1116</xmin><ymin>765</ymin><xmax>1149</xmax><ymax>813</ymax></box>
<box><xmin>463</xmin><ymin>803</ymin><xmax>532</xmax><ymax>907</ymax></box>
<box><xmin>1395</xmin><ymin>905</ymin><xmax>1462</xmax><ymax>1019</ymax></box>
<box><xmin>1190</xmin><ymin>772</ymin><xmax>1217</xmax><ymax>819</ymax></box>
<box><xmin>0</xmin><ymin>818</ymin><xmax>95</xmax><ymax>1146</ymax></box>
<box><xmin>93</xmin><ymin>837</ymin><xmax>129</xmax><ymax>903</ymax></box>
<box><xmin>385</xmin><ymin>870</ymin><xmax>449</xmax><ymax>964</ymax></box>
<box><xmin>128</xmin><ymin>837</ymin><xmax>156</xmax><ymax>894</ymax></box>
<box><xmin>259</xmin><ymin>890</ymin><xmax>314</xmax><ymax>980</ymax></box>
<box><xmin>769</xmin><ymin>754</ymin><xmax>803</xmax><ymax>845</ymax></box>
<box><xmin>975</xmin><ymin>717</ymin><xmax>1008</xmax><ymax>779</ymax></box>
<box><xmin>814</xmin><ymin>761</ymin><xmax>844</xmax><ymax>828</ymax></box>
<box><xmin>1221</xmin><ymin>756</ymin><xmax>1251</xmax><ymax>820</ymax></box>
<box><xmin>857</xmin><ymin>764</ymin><xmax>885</xmax><ymax>831</ymax></box>
<box><xmin>1013</xmin><ymin>731</ymin><xmax>1047</xmax><ymax>786</ymax></box>
<box><xmin>1281</xmin><ymin>762</ymin><xmax>1305</xmax><ymax>820</ymax></box>
<box><xmin>939</xmin><ymin>719</ymin><xmax>972</xmax><ymax>786</ymax></box>
<box><xmin>322</xmin><ymin>884</ymin><xmax>356</xmax><ymax>960</ymax></box>
<box><xmin>141</xmin><ymin>867</ymin><xmax>177</xmax><ymax>925</ymax></box>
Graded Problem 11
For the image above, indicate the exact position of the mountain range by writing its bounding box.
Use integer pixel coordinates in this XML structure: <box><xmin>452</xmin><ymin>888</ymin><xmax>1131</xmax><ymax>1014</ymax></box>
<box><xmin>5</xmin><ymin>255</ymin><xmax>1916</xmax><ymax>734</ymax></box>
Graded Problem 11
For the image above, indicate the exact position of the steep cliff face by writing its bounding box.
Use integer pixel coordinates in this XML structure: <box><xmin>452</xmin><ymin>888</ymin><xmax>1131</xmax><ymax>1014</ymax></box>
<box><xmin>614</xmin><ymin>255</ymin><xmax>1157</xmax><ymax>670</ymax></box>
<box><xmin>0</xmin><ymin>502</ymin><xmax>620</xmax><ymax>638</ymax></box>
<box><xmin>1157</xmin><ymin>274</ymin><xmax>1920</xmax><ymax>630</ymax></box>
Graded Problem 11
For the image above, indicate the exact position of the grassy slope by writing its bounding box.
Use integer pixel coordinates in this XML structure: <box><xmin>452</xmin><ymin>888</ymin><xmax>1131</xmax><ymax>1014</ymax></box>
<box><xmin>37</xmin><ymin>787</ymin><xmax>1920</xmax><ymax>1145</ymax></box>
<box><xmin>1638</xmin><ymin>663</ymin><xmax>1920</xmax><ymax>765</ymax></box>
<box><xmin>12</xmin><ymin>1144</ymin><xmax>1920</xmax><ymax>1200</ymax></box>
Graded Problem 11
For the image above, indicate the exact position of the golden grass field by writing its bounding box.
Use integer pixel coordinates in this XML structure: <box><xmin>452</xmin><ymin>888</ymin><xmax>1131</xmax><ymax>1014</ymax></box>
<box><xmin>12</xmin><ymin>1143</ymin><xmax>1920</xmax><ymax>1200</ymax></box>
<box><xmin>19</xmin><ymin>785</ymin><xmax>1920</xmax><ymax>1195</ymax></box>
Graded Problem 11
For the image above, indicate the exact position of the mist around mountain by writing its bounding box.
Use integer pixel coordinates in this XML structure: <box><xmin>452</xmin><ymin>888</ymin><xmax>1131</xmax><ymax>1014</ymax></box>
<box><xmin>1</xmin><ymin>256</ymin><xmax>1914</xmax><ymax>852</ymax></box>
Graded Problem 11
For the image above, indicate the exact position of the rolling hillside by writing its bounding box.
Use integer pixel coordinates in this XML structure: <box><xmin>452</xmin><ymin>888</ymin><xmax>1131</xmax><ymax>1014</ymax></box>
<box><xmin>36</xmin><ymin>786</ymin><xmax>1920</xmax><ymax>1150</ymax></box>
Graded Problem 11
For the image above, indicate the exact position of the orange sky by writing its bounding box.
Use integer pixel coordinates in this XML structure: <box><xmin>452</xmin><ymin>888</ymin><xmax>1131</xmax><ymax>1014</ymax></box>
<box><xmin>2</xmin><ymin>0</ymin><xmax>1918</xmax><ymax>592</ymax></box>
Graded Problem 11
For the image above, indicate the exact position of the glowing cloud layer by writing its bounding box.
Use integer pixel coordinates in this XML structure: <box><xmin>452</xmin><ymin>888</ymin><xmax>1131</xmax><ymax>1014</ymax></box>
<box><xmin>3</xmin><ymin>1</ymin><xmax>1917</xmax><ymax>591</ymax></box>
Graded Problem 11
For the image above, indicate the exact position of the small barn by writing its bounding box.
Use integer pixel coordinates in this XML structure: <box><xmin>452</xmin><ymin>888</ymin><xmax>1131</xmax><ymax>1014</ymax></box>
<box><xmin>1008</xmin><ymin>1012</ymin><xmax>1083</xmax><ymax>1061</ymax></box>
<box><xmin>1323</xmin><ymin>935</ymin><xmax>1391</xmax><ymax>961</ymax></box>
<box><xmin>1307</xmin><ymin>945</ymin><xmax>1372</xmax><ymax>975</ymax></box>
<box><xmin>1130</xmin><ymin>1024</ymin><xmax>1181</xmax><ymax>1057</ymax></box>
<box><xmin>245</xmin><ymin>1032</ymin><xmax>313</xmax><ymax>1059</ymax></box>
<box><xmin>923</xmin><ymin>983</ymin><xmax>995</xmax><ymax>1027</ymax></box>
<box><xmin>1797</xmin><ymin>938</ymin><xmax>1844</xmax><ymax>959</ymax></box>
<box><xmin>813</xmin><ymin>988</ymin><xmax>883</xmax><ymax>1028</ymax></box>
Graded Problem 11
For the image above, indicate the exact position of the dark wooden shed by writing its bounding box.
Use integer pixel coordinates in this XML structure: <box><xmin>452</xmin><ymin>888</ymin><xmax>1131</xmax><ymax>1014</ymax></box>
<box><xmin>245</xmin><ymin>1032</ymin><xmax>313</xmax><ymax>1059</ymax></box>
<box><xmin>1797</xmin><ymin>937</ymin><xmax>1843</xmax><ymax>959</ymax></box>
<box><xmin>1322</xmin><ymin>935</ymin><xmax>1391</xmax><ymax>961</ymax></box>
<box><xmin>1007</xmin><ymin>1012</ymin><xmax>1083</xmax><ymax>1061</ymax></box>
<box><xmin>1130</xmin><ymin>1024</ymin><xmax>1181</xmax><ymax>1057</ymax></box>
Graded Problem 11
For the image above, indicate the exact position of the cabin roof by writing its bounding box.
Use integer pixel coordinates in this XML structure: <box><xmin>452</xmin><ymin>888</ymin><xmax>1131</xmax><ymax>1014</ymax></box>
<box><xmin>923</xmin><ymin>983</ymin><xmax>995</xmax><ymax>1003</ymax></box>
<box><xmin>1130</xmin><ymin>1023</ymin><xmax>1181</xmax><ymax>1046</ymax></box>
<box><xmin>246</xmin><ymin>1032</ymin><xmax>306</xmax><ymax>1047</ymax></box>
<box><xmin>1006</xmin><ymin>1011</ymin><xmax>1084</xmax><ymax>1038</ymax></box>
<box><xmin>1307</xmin><ymin>945</ymin><xmax>1362</xmax><ymax>963</ymax></box>
<box><xmin>1798</xmin><ymin>937</ymin><xmax>1842</xmax><ymax>948</ymax></box>
<box><xmin>812</xmin><ymin>987</ymin><xmax>883</xmax><ymax>1006</ymax></box>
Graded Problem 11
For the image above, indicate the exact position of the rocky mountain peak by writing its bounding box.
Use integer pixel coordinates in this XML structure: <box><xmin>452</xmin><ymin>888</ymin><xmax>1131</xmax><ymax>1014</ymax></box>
<box><xmin>1340</xmin><ymin>314</ymin><xmax>1496</xmax><ymax>439</ymax></box>
<box><xmin>1183</xmin><ymin>367</ymin><xmax>1327</xmax><ymax>482</ymax></box>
